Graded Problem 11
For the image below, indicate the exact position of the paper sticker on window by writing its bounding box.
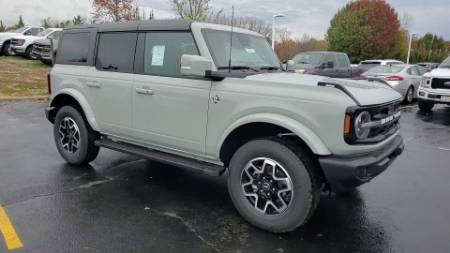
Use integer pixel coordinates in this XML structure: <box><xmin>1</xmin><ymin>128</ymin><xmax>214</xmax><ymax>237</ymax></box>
<box><xmin>245</xmin><ymin>48</ymin><xmax>256</xmax><ymax>54</ymax></box>
<box><xmin>152</xmin><ymin>45</ymin><xmax>165</xmax><ymax>66</ymax></box>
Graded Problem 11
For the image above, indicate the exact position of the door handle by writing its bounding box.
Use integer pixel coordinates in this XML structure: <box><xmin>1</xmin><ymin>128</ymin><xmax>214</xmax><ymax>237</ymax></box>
<box><xmin>86</xmin><ymin>81</ymin><xmax>101</xmax><ymax>88</ymax></box>
<box><xmin>135</xmin><ymin>87</ymin><xmax>154</xmax><ymax>95</ymax></box>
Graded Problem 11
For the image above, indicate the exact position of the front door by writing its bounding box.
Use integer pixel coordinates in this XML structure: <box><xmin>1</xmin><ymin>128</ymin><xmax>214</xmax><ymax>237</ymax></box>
<box><xmin>132</xmin><ymin>31</ymin><xmax>211</xmax><ymax>156</ymax></box>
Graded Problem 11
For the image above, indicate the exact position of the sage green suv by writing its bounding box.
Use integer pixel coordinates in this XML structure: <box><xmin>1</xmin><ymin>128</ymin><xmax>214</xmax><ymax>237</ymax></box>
<box><xmin>45</xmin><ymin>20</ymin><xmax>404</xmax><ymax>233</ymax></box>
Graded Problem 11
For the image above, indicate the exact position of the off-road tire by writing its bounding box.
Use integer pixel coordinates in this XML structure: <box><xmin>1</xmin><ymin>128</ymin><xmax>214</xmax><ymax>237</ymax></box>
<box><xmin>53</xmin><ymin>106</ymin><xmax>99</xmax><ymax>165</ymax></box>
<box><xmin>2</xmin><ymin>41</ymin><xmax>13</xmax><ymax>56</ymax></box>
<box><xmin>418</xmin><ymin>99</ymin><xmax>434</xmax><ymax>112</ymax></box>
<box><xmin>227</xmin><ymin>137</ymin><xmax>321</xmax><ymax>233</ymax></box>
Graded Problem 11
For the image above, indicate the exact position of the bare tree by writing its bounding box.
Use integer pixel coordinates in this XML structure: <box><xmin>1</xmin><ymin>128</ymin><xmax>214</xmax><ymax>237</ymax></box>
<box><xmin>207</xmin><ymin>13</ymin><xmax>272</xmax><ymax>38</ymax></box>
<box><xmin>170</xmin><ymin>0</ymin><xmax>212</xmax><ymax>21</ymax></box>
<box><xmin>92</xmin><ymin>0</ymin><xmax>139</xmax><ymax>22</ymax></box>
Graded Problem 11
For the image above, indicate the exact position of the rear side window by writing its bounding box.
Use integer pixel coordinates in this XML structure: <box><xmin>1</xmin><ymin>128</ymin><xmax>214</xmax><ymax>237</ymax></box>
<box><xmin>48</xmin><ymin>31</ymin><xmax>60</xmax><ymax>40</ymax></box>
<box><xmin>143</xmin><ymin>32</ymin><xmax>199</xmax><ymax>77</ymax></box>
<box><xmin>58</xmin><ymin>32</ymin><xmax>90</xmax><ymax>65</ymax></box>
<box><xmin>96</xmin><ymin>32</ymin><xmax>137</xmax><ymax>73</ymax></box>
<box><xmin>323</xmin><ymin>53</ymin><xmax>336</xmax><ymax>65</ymax></box>
<box><xmin>336</xmin><ymin>54</ymin><xmax>349</xmax><ymax>68</ymax></box>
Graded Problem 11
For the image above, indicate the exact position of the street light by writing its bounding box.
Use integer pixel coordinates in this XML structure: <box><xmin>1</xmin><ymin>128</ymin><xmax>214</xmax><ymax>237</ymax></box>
<box><xmin>407</xmin><ymin>33</ymin><xmax>417</xmax><ymax>64</ymax></box>
<box><xmin>272</xmin><ymin>14</ymin><xmax>285</xmax><ymax>49</ymax></box>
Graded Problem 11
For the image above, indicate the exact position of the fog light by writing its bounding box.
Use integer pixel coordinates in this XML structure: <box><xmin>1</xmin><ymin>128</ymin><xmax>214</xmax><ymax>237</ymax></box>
<box><xmin>419</xmin><ymin>91</ymin><xmax>425</xmax><ymax>96</ymax></box>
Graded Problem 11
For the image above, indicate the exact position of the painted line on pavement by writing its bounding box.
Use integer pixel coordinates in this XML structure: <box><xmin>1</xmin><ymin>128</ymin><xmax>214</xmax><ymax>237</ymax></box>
<box><xmin>0</xmin><ymin>205</ymin><xmax>23</xmax><ymax>250</ymax></box>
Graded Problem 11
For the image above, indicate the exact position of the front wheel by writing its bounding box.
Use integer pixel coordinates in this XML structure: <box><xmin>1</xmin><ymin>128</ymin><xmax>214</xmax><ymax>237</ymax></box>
<box><xmin>227</xmin><ymin>138</ymin><xmax>321</xmax><ymax>233</ymax></box>
<box><xmin>53</xmin><ymin>106</ymin><xmax>99</xmax><ymax>165</ymax></box>
<box><xmin>404</xmin><ymin>86</ymin><xmax>414</xmax><ymax>104</ymax></box>
<box><xmin>418</xmin><ymin>100</ymin><xmax>434</xmax><ymax>112</ymax></box>
<box><xmin>25</xmin><ymin>45</ymin><xmax>38</xmax><ymax>60</ymax></box>
<box><xmin>2</xmin><ymin>42</ymin><xmax>14</xmax><ymax>56</ymax></box>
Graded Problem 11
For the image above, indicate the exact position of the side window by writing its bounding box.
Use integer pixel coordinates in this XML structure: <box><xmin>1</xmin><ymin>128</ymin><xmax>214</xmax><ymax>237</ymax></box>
<box><xmin>336</xmin><ymin>54</ymin><xmax>349</xmax><ymax>68</ymax></box>
<box><xmin>96</xmin><ymin>32</ymin><xmax>137</xmax><ymax>73</ymax></box>
<box><xmin>48</xmin><ymin>31</ymin><xmax>60</xmax><ymax>40</ymax></box>
<box><xmin>30</xmin><ymin>28</ymin><xmax>42</xmax><ymax>36</ymax></box>
<box><xmin>58</xmin><ymin>32</ymin><xmax>90</xmax><ymax>65</ymax></box>
<box><xmin>143</xmin><ymin>32</ymin><xmax>199</xmax><ymax>77</ymax></box>
<box><xmin>409</xmin><ymin>66</ymin><xmax>420</xmax><ymax>76</ymax></box>
<box><xmin>323</xmin><ymin>53</ymin><xmax>336</xmax><ymax>67</ymax></box>
<box><xmin>23</xmin><ymin>29</ymin><xmax>32</xmax><ymax>36</ymax></box>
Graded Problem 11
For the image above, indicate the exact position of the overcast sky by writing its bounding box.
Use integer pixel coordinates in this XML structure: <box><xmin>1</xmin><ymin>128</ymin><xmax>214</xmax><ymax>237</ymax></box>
<box><xmin>0</xmin><ymin>0</ymin><xmax>449</xmax><ymax>40</ymax></box>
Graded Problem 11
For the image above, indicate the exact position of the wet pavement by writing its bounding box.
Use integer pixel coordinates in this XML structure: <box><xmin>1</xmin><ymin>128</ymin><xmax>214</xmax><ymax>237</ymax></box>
<box><xmin>0</xmin><ymin>101</ymin><xmax>449</xmax><ymax>253</ymax></box>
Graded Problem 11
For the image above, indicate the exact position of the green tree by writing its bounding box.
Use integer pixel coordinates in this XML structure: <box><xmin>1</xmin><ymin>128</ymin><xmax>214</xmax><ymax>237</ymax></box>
<box><xmin>17</xmin><ymin>16</ymin><xmax>25</xmax><ymax>28</ymax></box>
<box><xmin>72</xmin><ymin>15</ymin><xmax>85</xmax><ymax>25</ymax></box>
<box><xmin>0</xmin><ymin>20</ymin><xmax>5</xmax><ymax>32</ymax></box>
<box><xmin>327</xmin><ymin>0</ymin><xmax>401</xmax><ymax>63</ymax></box>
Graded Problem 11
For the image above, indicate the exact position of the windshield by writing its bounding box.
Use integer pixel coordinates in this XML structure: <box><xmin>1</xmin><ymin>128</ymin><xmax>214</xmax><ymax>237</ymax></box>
<box><xmin>440</xmin><ymin>56</ymin><xmax>450</xmax><ymax>68</ymax></box>
<box><xmin>292</xmin><ymin>52</ymin><xmax>323</xmax><ymax>65</ymax></box>
<box><xmin>202</xmin><ymin>29</ymin><xmax>280</xmax><ymax>70</ymax></box>
<box><xmin>12</xmin><ymin>27</ymin><xmax>28</xmax><ymax>33</ymax></box>
<box><xmin>36</xmin><ymin>29</ymin><xmax>53</xmax><ymax>37</ymax></box>
<box><xmin>365</xmin><ymin>65</ymin><xmax>405</xmax><ymax>75</ymax></box>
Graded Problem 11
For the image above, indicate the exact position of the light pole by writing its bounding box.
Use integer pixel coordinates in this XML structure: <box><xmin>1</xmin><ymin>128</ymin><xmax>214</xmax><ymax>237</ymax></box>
<box><xmin>272</xmin><ymin>14</ymin><xmax>285</xmax><ymax>49</ymax></box>
<box><xmin>407</xmin><ymin>33</ymin><xmax>417</xmax><ymax>64</ymax></box>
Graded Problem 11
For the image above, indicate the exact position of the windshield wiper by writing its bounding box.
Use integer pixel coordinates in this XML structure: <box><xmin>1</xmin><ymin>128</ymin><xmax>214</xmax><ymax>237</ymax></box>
<box><xmin>217</xmin><ymin>66</ymin><xmax>260</xmax><ymax>72</ymax></box>
<box><xmin>259</xmin><ymin>66</ymin><xmax>280</xmax><ymax>71</ymax></box>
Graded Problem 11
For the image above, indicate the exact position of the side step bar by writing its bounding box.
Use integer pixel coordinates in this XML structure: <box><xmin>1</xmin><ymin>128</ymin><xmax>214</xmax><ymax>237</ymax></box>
<box><xmin>95</xmin><ymin>139</ymin><xmax>225</xmax><ymax>176</ymax></box>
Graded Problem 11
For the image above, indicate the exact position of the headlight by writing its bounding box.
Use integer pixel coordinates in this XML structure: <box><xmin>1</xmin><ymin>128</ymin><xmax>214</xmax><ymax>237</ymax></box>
<box><xmin>354</xmin><ymin>111</ymin><xmax>371</xmax><ymax>139</ymax></box>
<box><xmin>421</xmin><ymin>77</ymin><xmax>432</xmax><ymax>88</ymax></box>
<box><xmin>295</xmin><ymin>69</ymin><xmax>306</xmax><ymax>74</ymax></box>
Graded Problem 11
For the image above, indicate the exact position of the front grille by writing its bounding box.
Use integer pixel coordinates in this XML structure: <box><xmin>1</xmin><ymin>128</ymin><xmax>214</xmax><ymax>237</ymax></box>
<box><xmin>431</xmin><ymin>78</ymin><xmax>450</xmax><ymax>89</ymax></box>
<box><xmin>33</xmin><ymin>44</ymin><xmax>51</xmax><ymax>54</ymax></box>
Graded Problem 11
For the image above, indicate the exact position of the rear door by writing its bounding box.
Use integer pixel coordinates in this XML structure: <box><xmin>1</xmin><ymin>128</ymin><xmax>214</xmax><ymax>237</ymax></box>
<box><xmin>131</xmin><ymin>31</ymin><xmax>211</xmax><ymax>156</ymax></box>
<box><xmin>335</xmin><ymin>53</ymin><xmax>352</xmax><ymax>78</ymax></box>
<box><xmin>320</xmin><ymin>53</ymin><xmax>338</xmax><ymax>77</ymax></box>
<box><xmin>84</xmin><ymin>32</ymin><xmax>137</xmax><ymax>137</ymax></box>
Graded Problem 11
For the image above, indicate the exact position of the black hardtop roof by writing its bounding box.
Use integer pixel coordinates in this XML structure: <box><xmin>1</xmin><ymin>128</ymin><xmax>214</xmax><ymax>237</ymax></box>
<box><xmin>64</xmin><ymin>19</ymin><xmax>192</xmax><ymax>32</ymax></box>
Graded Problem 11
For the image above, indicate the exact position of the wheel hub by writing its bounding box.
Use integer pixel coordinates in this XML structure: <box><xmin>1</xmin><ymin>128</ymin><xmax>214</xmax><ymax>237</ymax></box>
<box><xmin>58</xmin><ymin>117</ymin><xmax>80</xmax><ymax>154</ymax></box>
<box><xmin>241</xmin><ymin>158</ymin><xmax>294</xmax><ymax>215</ymax></box>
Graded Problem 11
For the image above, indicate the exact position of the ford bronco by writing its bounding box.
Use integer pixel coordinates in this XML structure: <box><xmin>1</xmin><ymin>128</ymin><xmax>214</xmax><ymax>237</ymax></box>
<box><xmin>45</xmin><ymin>20</ymin><xmax>404</xmax><ymax>233</ymax></box>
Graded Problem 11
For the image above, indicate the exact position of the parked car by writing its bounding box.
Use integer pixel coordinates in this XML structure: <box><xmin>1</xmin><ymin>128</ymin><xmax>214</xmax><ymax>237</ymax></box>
<box><xmin>417</xmin><ymin>62</ymin><xmax>439</xmax><ymax>71</ymax></box>
<box><xmin>32</xmin><ymin>36</ymin><xmax>59</xmax><ymax>65</ymax></box>
<box><xmin>417</xmin><ymin>56</ymin><xmax>450</xmax><ymax>111</ymax></box>
<box><xmin>286</xmin><ymin>51</ymin><xmax>363</xmax><ymax>78</ymax></box>
<box><xmin>10</xmin><ymin>28</ymin><xmax>62</xmax><ymax>59</ymax></box>
<box><xmin>45</xmin><ymin>20</ymin><xmax>404</xmax><ymax>233</ymax></box>
<box><xmin>358</xmin><ymin>59</ymin><xmax>404</xmax><ymax>72</ymax></box>
<box><xmin>0</xmin><ymin>26</ymin><xmax>44</xmax><ymax>56</ymax></box>
<box><xmin>361</xmin><ymin>64</ymin><xmax>428</xmax><ymax>104</ymax></box>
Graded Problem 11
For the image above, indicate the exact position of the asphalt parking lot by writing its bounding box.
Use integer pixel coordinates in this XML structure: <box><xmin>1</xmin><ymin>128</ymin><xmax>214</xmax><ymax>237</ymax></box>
<box><xmin>0</xmin><ymin>101</ymin><xmax>449</xmax><ymax>253</ymax></box>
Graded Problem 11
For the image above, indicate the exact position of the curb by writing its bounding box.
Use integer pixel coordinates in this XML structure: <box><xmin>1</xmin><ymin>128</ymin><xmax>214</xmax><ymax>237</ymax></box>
<box><xmin>0</xmin><ymin>95</ymin><xmax>49</xmax><ymax>102</ymax></box>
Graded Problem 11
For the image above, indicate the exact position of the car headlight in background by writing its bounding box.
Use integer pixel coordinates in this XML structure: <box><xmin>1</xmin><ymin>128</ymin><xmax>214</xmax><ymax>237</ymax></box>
<box><xmin>354</xmin><ymin>111</ymin><xmax>371</xmax><ymax>139</ymax></box>
<box><xmin>295</xmin><ymin>69</ymin><xmax>306</xmax><ymax>74</ymax></box>
<box><xmin>421</xmin><ymin>77</ymin><xmax>432</xmax><ymax>88</ymax></box>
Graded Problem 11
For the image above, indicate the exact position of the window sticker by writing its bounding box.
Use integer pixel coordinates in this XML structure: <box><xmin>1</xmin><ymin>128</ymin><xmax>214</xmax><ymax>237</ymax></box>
<box><xmin>245</xmin><ymin>48</ymin><xmax>256</xmax><ymax>54</ymax></box>
<box><xmin>151</xmin><ymin>45</ymin><xmax>165</xmax><ymax>66</ymax></box>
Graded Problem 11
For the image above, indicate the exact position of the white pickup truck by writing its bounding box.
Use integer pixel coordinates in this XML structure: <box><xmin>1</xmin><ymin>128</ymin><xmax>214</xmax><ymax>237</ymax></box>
<box><xmin>10</xmin><ymin>28</ymin><xmax>62</xmax><ymax>59</ymax></box>
<box><xmin>0</xmin><ymin>26</ymin><xmax>44</xmax><ymax>56</ymax></box>
<box><xmin>417</xmin><ymin>56</ymin><xmax>450</xmax><ymax>111</ymax></box>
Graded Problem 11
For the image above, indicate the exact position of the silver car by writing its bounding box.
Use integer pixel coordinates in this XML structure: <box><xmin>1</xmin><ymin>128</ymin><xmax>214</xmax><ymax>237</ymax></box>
<box><xmin>362</xmin><ymin>64</ymin><xmax>428</xmax><ymax>104</ymax></box>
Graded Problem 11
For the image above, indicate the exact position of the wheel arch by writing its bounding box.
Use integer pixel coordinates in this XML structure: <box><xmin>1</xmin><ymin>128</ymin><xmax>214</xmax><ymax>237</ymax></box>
<box><xmin>218</xmin><ymin>114</ymin><xmax>331</xmax><ymax>166</ymax></box>
<box><xmin>48</xmin><ymin>89</ymin><xmax>100</xmax><ymax>131</ymax></box>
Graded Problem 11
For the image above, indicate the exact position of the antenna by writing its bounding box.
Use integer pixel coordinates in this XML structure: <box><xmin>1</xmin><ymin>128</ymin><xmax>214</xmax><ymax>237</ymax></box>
<box><xmin>228</xmin><ymin>6</ymin><xmax>234</xmax><ymax>73</ymax></box>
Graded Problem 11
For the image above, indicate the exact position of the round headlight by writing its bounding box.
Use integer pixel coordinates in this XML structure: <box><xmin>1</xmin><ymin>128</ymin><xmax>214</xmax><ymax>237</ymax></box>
<box><xmin>354</xmin><ymin>111</ymin><xmax>371</xmax><ymax>139</ymax></box>
<box><xmin>421</xmin><ymin>77</ymin><xmax>432</xmax><ymax>88</ymax></box>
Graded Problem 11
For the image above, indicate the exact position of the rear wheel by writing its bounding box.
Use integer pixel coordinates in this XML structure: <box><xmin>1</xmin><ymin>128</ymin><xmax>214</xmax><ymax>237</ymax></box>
<box><xmin>404</xmin><ymin>86</ymin><xmax>414</xmax><ymax>104</ymax></box>
<box><xmin>418</xmin><ymin>100</ymin><xmax>434</xmax><ymax>112</ymax></box>
<box><xmin>53</xmin><ymin>106</ymin><xmax>99</xmax><ymax>165</ymax></box>
<box><xmin>2</xmin><ymin>41</ymin><xmax>14</xmax><ymax>56</ymax></box>
<box><xmin>227</xmin><ymin>138</ymin><xmax>321</xmax><ymax>233</ymax></box>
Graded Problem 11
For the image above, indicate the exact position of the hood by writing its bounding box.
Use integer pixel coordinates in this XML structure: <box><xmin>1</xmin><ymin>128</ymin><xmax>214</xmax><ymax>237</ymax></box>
<box><xmin>12</xmin><ymin>35</ymin><xmax>43</xmax><ymax>42</ymax></box>
<box><xmin>425</xmin><ymin>67</ymin><xmax>450</xmax><ymax>78</ymax></box>
<box><xmin>34</xmin><ymin>38</ymin><xmax>51</xmax><ymax>46</ymax></box>
<box><xmin>244</xmin><ymin>72</ymin><xmax>402</xmax><ymax>106</ymax></box>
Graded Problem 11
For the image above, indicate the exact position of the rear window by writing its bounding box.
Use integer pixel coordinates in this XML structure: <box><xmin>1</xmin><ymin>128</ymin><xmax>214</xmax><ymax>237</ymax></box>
<box><xmin>365</xmin><ymin>65</ymin><xmax>405</xmax><ymax>74</ymax></box>
<box><xmin>96</xmin><ymin>32</ymin><xmax>137</xmax><ymax>73</ymax></box>
<box><xmin>58</xmin><ymin>32</ymin><xmax>90</xmax><ymax>65</ymax></box>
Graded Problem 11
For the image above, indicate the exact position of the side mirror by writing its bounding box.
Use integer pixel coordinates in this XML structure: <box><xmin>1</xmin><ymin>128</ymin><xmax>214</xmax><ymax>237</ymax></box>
<box><xmin>181</xmin><ymin>54</ymin><xmax>213</xmax><ymax>77</ymax></box>
<box><xmin>286</xmin><ymin>60</ymin><xmax>295</xmax><ymax>71</ymax></box>
<box><xmin>322</xmin><ymin>61</ymin><xmax>334</xmax><ymax>69</ymax></box>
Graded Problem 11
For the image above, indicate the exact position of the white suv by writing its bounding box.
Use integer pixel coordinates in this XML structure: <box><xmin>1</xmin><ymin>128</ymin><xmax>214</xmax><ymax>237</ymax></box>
<box><xmin>417</xmin><ymin>56</ymin><xmax>450</xmax><ymax>111</ymax></box>
<box><xmin>10</xmin><ymin>28</ymin><xmax>62</xmax><ymax>59</ymax></box>
<box><xmin>0</xmin><ymin>26</ymin><xmax>44</xmax><ymax>56</ymax></box>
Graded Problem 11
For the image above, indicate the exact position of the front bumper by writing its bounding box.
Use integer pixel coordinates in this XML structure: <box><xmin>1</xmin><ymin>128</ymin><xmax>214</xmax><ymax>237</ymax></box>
<box><xmin>319</xmin><ymin>135</ymin><xmax>404</xmax><ymax>192</ymax></box>
<box><xmin>418</xmin><ymin>87</ymin><xmax>450</xmax><ymax>105</ymax></box>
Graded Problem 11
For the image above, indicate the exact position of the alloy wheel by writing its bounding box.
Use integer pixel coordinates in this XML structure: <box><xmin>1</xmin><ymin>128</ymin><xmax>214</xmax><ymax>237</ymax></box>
<box><xmin>240</xmin><ymin>157</ymin><xmax>294</xmax><ymax>215</ymax></box>
<box><xmin>58</xmin><ymin>117</ymin><xmax>80</xmax><ymax>153</ymax></box>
